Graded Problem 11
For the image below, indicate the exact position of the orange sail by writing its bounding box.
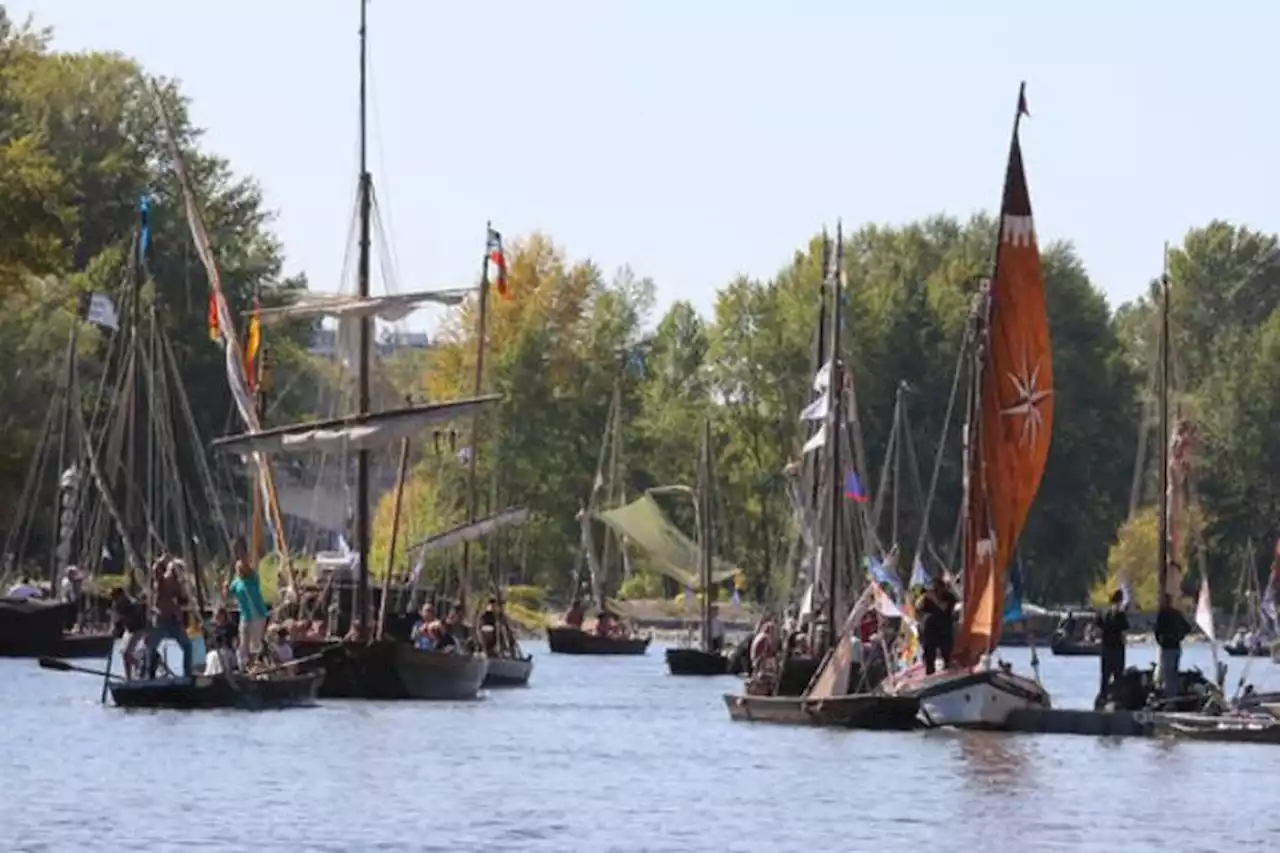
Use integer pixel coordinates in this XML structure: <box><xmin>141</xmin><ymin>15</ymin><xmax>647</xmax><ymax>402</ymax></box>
<box><xmin>954</xmin><ymin>85</ymin><xmax>1054</xmax><ymax>665</ymax></box>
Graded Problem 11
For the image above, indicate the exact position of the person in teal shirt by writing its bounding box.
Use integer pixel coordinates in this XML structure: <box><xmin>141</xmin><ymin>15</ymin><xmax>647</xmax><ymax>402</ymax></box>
<box><xmin>225</xmin><ymin>537</ymin><xmax>269</xmax><ymax>668</ymax></box>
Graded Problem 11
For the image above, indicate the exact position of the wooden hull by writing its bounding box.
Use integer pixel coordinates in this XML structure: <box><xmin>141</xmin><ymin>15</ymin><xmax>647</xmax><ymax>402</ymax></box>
<box><xmin>546</xmin><ymin>626</ymin><xmax>649</xmax><ymax>655</ymax></box>
<box><xmin>665</xmin><ymin>647</ymin><xmax>731</xmax><ymax>676</ymax></box>
<box><xmin>1155</xmin><ymin>713</ymin><xmax>1280</xmax><ymax>744</ymax></box>
<box><xmin>483</xmin><ymin>654</ymin><xmax>533</xmax><ymax>687</ymax></box>
<box><xmin>723</xmin><ymin>692</ymin><xmax>921</xmax><ymax>730</ymax></box>
<box><xmin>0</xmin><ymin>598</ymin><xmax>76</xmax><ymax>656</ymax></box>
<box><xmin>292</xmin><ymin>638</ymin><xmax>488</xmax><ymax>700</ymax></box>
<box><xmin>1224</xmin><ymin>642</ymin><xmax>1270</xmax><ymax>658</ymax></box>
<box><xmin>898</xmin><ymin>667</ymin><xmax>1051</xmax><ymax>729</ymax></box>
<box><xmin>109</xmin><ymin>672</ymin><xmax>323</xmax><ymax>710</ymax></box>
<box><xmin>1050</xmin><ymin>638</ymin><xmax>1101</xmax><ymax>657</ymax></box>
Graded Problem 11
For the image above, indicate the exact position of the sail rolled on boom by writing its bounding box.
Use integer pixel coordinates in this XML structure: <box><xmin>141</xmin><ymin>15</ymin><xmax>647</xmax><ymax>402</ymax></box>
<box><xmin>210</xmin><ymin>395</ymin><xmax>501</xmax><ymax>456</ymax></box>
<box><xmin>955</xmin><ymin>86</ymin><xmax>1055</xmax><ymax>665</ymax></box>
<box><xmin>255</xmin><ymin>289</ymin><xmax>470</xmax><ymax>325</ymax></box>
<box><xmin>407</xmin><ymin>507</ymin><xmax>530</xmax><ymax>557</ymax></box>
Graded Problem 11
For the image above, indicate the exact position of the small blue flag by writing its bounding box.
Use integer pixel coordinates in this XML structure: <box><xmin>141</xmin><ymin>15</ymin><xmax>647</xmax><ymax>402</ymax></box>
<box><xmin>843</xmin><ymin>471</ymin><xmax>868</xmax><ymax>504</ymax></box>
<box><xmin>138</xmin><ymin>195</ymin><xmax>151</xmax><ymax>263</ymax></box>
<box><xmin>1002</xmin><ymin>554</ymin><xmax>1025</xmax><ymax>625</ymax></box>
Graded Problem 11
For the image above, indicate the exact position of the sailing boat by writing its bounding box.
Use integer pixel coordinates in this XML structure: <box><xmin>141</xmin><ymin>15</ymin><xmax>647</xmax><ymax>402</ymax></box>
<box><xmin>664</xmin><ymin>418</ymin><xmax>734</xmax><ymax>676</ymax></box>
<box><xmin>210</xmin><ymin>0</ymin><xmax>497</xmax><ymax>699</ymax></box>
<box><xmin>547</xmin><ymin>383</ymin><xmax>651</xmax><ymax>655</ymax></box>
<box><xmin>893</xmin><ymin>83</ymin><xmax>1054</xmax><ymax>727</ymax></box>
<box><xmin>1225</xmin><ymin>544</ymin><xmax>1270</xmax><ymax>656</ymax></box>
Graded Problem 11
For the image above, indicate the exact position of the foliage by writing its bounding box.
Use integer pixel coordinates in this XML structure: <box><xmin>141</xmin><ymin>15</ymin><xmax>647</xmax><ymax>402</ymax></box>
<box><xmin>617</xmin><ymin>572</ymin><xmax>664</xmax><ymax>600</ymax></box>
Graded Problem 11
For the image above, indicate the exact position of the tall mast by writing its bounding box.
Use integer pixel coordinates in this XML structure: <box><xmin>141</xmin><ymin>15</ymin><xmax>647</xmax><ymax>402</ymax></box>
<box><xmin>699</xmin><ymin>417</ymin><xmax>713</xmax><ymax>652</ymax></box>
<box><xmin>354</xmin><ymin>0</ymin><xmax>373</xmax><ymax>638</ymax></box>
<box><xmin>824</xmin><ymin>221</ymin><xmax>844</xmax><ymax>652</ymax></box>
<box><xmin>459</xmin><ymin>223</ymin><xmax>494</xmax><ymax>606</ymax></box>
<box><xmin>1156</xmin><ymin>246</ymin><xmax>1171</xmax><ymax>603</ymax></box>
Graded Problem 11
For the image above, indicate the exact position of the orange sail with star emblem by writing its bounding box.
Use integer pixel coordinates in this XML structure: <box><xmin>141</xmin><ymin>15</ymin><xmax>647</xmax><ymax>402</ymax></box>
<box><xmin>953</xmin><ymin>84</ymin><xmax>1055</xmax><ymax>666</ymax></box>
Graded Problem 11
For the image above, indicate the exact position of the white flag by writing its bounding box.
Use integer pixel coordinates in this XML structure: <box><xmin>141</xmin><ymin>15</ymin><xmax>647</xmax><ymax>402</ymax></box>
<box><xmin>1195</xmin><ymin>575</ymin><xmax>1215</xmax><ymax>642</ymax></box>
<box><xmin>813</xmin><ymin>360</ymin><xmax>831</xmax><ymax>392</ymax></box>
<box><xmin>799</xmin><ymin>392</ymin><xmax>829</xmax><ymax>421</ymax></box>
<box><xmin>86</xmin><ymin>293</ymin><xmax>119</xmax><ymax>331</ymax></box>
<box><xmin>802</xmin><ymin>424</ymin><xmax>826</xmax><ymax>454</ymax></box>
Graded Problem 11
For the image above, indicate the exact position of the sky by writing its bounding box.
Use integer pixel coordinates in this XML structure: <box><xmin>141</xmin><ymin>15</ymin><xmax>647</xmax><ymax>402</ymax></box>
<box><xmin>12</xmin><ymin>0</ymin><xmax>1280</xmax><ymax>333</ymax></box>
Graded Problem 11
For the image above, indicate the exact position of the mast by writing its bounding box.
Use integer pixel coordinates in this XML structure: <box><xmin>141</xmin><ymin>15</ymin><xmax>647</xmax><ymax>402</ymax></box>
<box><xmin>824</xmin><ymin>220</ymin><xmax>844</xmax><ymax>653</ymax></box>
<box><xmin>699</xmin><ymin>417</ymin><xmax>713</xmax><ymax>652</ymax></box>
<box><xmin>249</xmin><ymin>280</ymin><xmax>264</xmax><ymax>566</ymax></box>
<box><xmin>459</xmin><ymin>223</ymin><xmax>494</xmax><ymax>607</ymax></box>
<box><xmin>48</xmin><ymin>308</ymin><xmax>81</xmax><ymax>585</ymax></box>
<box><xmin>1156</xmin><ymin>246</ymin><xmax>1171</xmax><ymax>604</ymax></box>
<box><xmin>354</xmin><ymin>0</ymin><xmax>373</xmax><ymax>639</ymax></box>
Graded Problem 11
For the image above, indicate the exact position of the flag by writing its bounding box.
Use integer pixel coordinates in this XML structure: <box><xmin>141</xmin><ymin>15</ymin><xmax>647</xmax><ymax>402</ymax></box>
<box><xmin>909</xmin><ymin>557</ymin><xmax>930</xmax><ymax>590</ymax></box>
<box><xmin>802</xmin><ymin>424</ymin><xmax>826</xmax><ymax>454</ymax></box>
<box><xmin>843</xmin><ymin>471</ymin><xmax>868</xmax><ymax>503</ymax></box>
<box><xmin>208</xmin><ymin>292</ymin><xmax>221</xmax><ymax>342</ymax></box>
<box><xmin>813</xmin><ymin>360</ymin><xmax>831</xmax><ymax>392</ymax></box>
<box><xmin>487</xmin><ymin>227</ymin><xmax>509</xmax><ymax>300</ymax></box>
<box><xmin>1195</xmin><ymin>574</ymin><xmax>1215</xmax><ymax>642</ymax></box>
<box><xmin>866</xmin><ymin>555</ymin><xmax>903</xmax><ymax>600</ymax></box>
<box><xmin>799</xmin><ymin>392</ymin><xmax>828</xmax><ymax>421</ymax></box>
<box><xmin>138</xmin><ymin>195</ymin><xmax>151</xmax><ymax>264</ymax></box>
<box><xmin>244</xmin><ymin>302</ymin><xmax>261</xmax><ymax>391</ymax></box>
<box><xmin>85</xmin><ymin>293</ymin><xmax>119</xmax><ymax>332</ymax></box>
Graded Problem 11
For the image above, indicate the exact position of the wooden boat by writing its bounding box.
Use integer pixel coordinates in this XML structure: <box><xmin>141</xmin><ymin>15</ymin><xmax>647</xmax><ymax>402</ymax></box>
<box><xmin>109</xmin><ymin>671</ymin><xmax>323</xmax><ymax>710</ymax></box>
<box><xmin>546</xmin><ymin>626</ymin><xmax>650</xmax><ymax>655</ymax></box>
<box><xmin>0</xmin><ymin>598</ymin><xmax>115</xmax><ymax>658</ymax></box>
<box><xmin>1224</xmin><ymin>641</ymin><xmax>1270</xmax><ymax>658</ymax></box>
<box><xmin>1050</xmin><ymin>636</ymin><xmax>1101</xmax><ymax>657</ymax></box>
<box><xmin>666</xmin><ymin>646</ymin><xmax>731</xmax><ymax>676</ymax></box>
<box><xmin>1154</xmin><ymin>713</ymin><xmax>1280</xmax><ymax>744</ymax></box>
<box><xmin>291</xmin><ymin>638</ymin><xmax>488</xmax><ymax>700</ymax></box>
<box><xmin>723</xmin><ymin>692</ymin><xmax>921</xmax><ymax>730</ymax></box>
<box><xmin>483</xmin><ymin>653</ymin><xmax>533</xmax><ymax>687</ymax></box>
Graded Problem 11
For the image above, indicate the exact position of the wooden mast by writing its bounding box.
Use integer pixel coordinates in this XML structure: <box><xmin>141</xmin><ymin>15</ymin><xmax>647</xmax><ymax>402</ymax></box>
<box><xmin>1156</xmin><ymin>247</ymin><xmax>1171</xmax><ymax>604</ymax></box>
<box><xmin>824</xmin><ymin>221</ymin><xmax>844</xmax><ymax>654</ymax></box>
<box><xmin>698</xmin><ymin>417</ymin><xmax>713</xmax><ymax>652</ymax></box>
<box><xmin>458</xmin><ymin>223</ymin><xmax>493</xmax><ymax>609</ymax></box>
<box><xmin>354</xmin><ymin>0</ymin><xmax>373</xmax><ymax>639</ymax></box>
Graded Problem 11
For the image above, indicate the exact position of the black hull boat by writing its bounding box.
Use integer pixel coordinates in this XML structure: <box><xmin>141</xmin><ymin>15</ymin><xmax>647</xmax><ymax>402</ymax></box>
<box><xmin>546</xmin><ymin>626</ymin><xmax>650</xmax><ymax>655</ymax></box>
<box><xmin>722</xmin><ymin>692</ymin><xmax>921</xmax><ymax>730</ymax></box>
<box><xmin>292</xmin><ymin>638</ymin><xmax>488</xmax><ymax>700</ymax></box>
<box><xmin>0</xmin><ymin>598</ymin><xmax>79</xmax><ymax>657</ymax></box>
<box><xmin>1224</xmin><ymin>642</ymin><xmax>1270</xmax><ymax>658</ymax></box>
<box><xmin>483</xmin><ymin>653</ymin><xmax>534</xmax><ymax>687</ymax></box>
<box><xmin>1049</xmin><ymin>637</ymin><xmax>1101</xmax><ymax>657</ymax></box>
<box><xmin>665</xmin><ymin>647</ymin><xmax>731</xmax><ymax>676</ymax></box>
<box><xmin>109</xmin><ymin>672</ymin><xmax>323</xmax><ymax>710</ymax></box>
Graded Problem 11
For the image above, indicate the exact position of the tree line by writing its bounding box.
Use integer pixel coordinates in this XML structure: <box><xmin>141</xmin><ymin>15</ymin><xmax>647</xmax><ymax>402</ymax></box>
<box><xmin>3</xmin><ymin>10</ymin><xmax>1277</xmax><ymax>609</ymax></box>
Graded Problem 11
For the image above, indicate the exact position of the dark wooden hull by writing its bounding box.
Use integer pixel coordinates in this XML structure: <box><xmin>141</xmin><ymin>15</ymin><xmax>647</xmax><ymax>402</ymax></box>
<box><xmin>1224</xmin><ymin>642</ymin><xmax>1270</xmax><ymax>658</ymax></box>
<box><xmin>483</xmin><ymin>654</ymin><xmax>533</xmax><ymax>687</ymax></box>
<box><xmin>665</xmin><ymin>647</ymin><xmax>731</xmax><ymax>676</ymax></box>
<box><xmin>109</xmin><ymin>672</ymin><xmax>323</xmax><ymax>710</ymax></box>
<box><xmin>0</xmin><ymin>598</ymin><xmax>75</xmax><ymax>656</ymax></box>
<box><xmin>723</xmin><ymin>692</ymin><xmax>921</xmax><ymax>730</ymax></box>
<box><xmin>1050</xmin><ymin>638</ymin><xmax>1101</xmax><ymax>657</ymax></box>
<box><xmin>292</xmin><ymin>638</ymin><xmax>488</xmax><ymax>700</ymax></box>
<box><xmin>546</xmin><ymin>626</ymin><xmax>650</xmax><ymax>655</ymax></box>
<box><xmin>48</xmin><ymin>632</ymin><xmax>115</xmax><ymax>659</ymax></box>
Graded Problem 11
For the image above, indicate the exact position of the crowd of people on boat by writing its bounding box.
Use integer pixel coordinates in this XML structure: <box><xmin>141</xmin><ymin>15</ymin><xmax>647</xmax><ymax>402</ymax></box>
<box><xmin>560</xmin><ymin>599</ymin><xmax>642</xmax><ymax>640</ymax></box>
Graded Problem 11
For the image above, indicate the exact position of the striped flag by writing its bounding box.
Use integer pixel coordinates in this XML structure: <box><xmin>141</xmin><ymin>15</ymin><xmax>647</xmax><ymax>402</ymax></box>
<box><xmin>487</xmin><ymin>227</ymin><xmax>509</xmax><ymax>300</ymax></box>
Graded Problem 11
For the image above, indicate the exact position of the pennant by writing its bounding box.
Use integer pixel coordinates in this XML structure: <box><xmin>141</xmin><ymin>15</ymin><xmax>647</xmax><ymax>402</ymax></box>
<box><xmin>487</xmin><ymin>227</ymin><xmax>509</xmax><ymax>300</ymax></box>
<box><xmin>802</xmin><ymin>424</ymin><xmax>826</xmax><ymax>454</ymax></box>
<box><xmin>1194</xmin><ymin>574</ymin><xmax>1215</xmax><ymax>642</ymax></box>
<box><xmin>843</xmin><ymin>471</ymin><xmax>868</xmax><ymax>504</ymax></box>
<box><xmin>866</xmin><ymin>555</ymin><xmax>903</xmax><ymax>599</ymax></box>
<box><xmin>799</xmin><ymin>392</ymin><xmax>829</xmax><ymax>421</ymax></box>
<box><xmin>909</xmin><ymin>557</ymin><xmax>930</xmax><ymax>590</ymax></box>
<box><xmin>208</xmin><ymin>292</ymin><xmax>221</xmax><ymax>342</ymax></box>
<box><xmin>85</xmin><ymin>293</ymin><xmax>119</xmax><ymax>332</ymax></box>
<box><xmin>244</xmin><ymin>304</ymin><xmax>261</xmax><ymax>391</ymax></box>
<box><xmin>813</xmin><ymin>360</ymin><xmax>831</xmax><ymax>392</ymax></box>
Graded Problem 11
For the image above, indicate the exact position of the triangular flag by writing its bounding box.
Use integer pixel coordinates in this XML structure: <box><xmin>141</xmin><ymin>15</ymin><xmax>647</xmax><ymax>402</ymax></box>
<box><xmin>799</xmin><ymin>392</ymin><xmax>829</xmax><ymax>421</ymax></box>
<box><xmin>802</xmin><ymin>424</ymin><xmax>826</xmax><ymax>454</ymax></box>
<box><xmin>1195</xmin><ymin>575</ymin><xmax>1215</xmax><ymax>642</ymax></box>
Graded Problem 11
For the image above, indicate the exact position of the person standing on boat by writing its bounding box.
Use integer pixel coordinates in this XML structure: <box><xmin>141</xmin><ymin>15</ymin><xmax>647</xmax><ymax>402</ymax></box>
<box><xmin>109</xmin><ymin>587</ymin><xmax>147</xmax><ymax>679</ymax></box>
<box><xmin>479</xmin><ymin>597</ymin><xmax>500</xmax><ymax>655</ymax></box>
<box><xmin>916</xmin><ymin>575</ymin><xmax>958</xmax><ymax>675</ymax></box>
<box><xmin>146</xmin><ymin>556</ymin><xmax>193</xmax><ymax>678</ymax></box>
<box><xmin>1154</xmin><ymin>593</ymin><xmax>1191</xmax><ymax>701</ymax></box>
<box><xmin>564</xmin><ymin>599</ymin><xmax>585</xmax><ymax>629</ymax></box>
<box><xmin>226</xmin><ymin>538</ymin><xmax>269</xmax><ymax>669</ymax></box>
<box><xmin>1095</xmin><ymin>589</ymin><xmax>1129</xmax><ymax>708</ymax></box>
<box><xmin>707</xmin><ymin>604</ymin><xmax>726</xmax><ymax>652</ymax></box>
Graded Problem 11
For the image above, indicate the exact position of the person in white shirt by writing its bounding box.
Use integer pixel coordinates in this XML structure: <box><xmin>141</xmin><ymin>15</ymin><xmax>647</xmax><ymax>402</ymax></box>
<box><xmin>270</xmin><ymin>625</ymin><xmax>294</xmax><ymax>664</ymax></box>
<box><xmin>203</xmin><ymin>635</ymin><xmax>238</xmax><ymax>677</ymax></box>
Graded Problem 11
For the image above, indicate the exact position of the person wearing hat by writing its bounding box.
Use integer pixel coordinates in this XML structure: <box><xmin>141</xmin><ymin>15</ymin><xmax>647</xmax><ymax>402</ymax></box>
<box><xmin>145</xmin><ymin>554</ymin><xmax>193</xmax><ymax>678</ymax></box>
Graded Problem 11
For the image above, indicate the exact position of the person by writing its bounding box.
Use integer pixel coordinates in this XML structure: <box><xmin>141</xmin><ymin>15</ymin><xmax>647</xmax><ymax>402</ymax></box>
<box><xmin>225</xmin><ymin>538</ymin><xmax>269</xmax><ymax>669</ymax></box>
<box><xmin>749</xmin><ymin>617</ymin><xmax>777</xmax><ymax>674</ymax></box>
<box><xmin>269</xmin><ymin>625</ymin><xmax>294</xmax><ymax>664</ymax></box>
<box><xmin>203</xmin><ymin>632</ymin><xmax>238</xmax><ymax>676</ymax></box>
<box><xmin>411</xmin><ymin>603</ymin><xmax>437</xmax><ymax>650</ymax></box>
<box><xmin>60</xmin><ymin>566</ymin><xmax>82</xmax><ymax>604</ymax></box>
<box><xmin>145</xmin><ymin>556</ymin><xmax>193</xmax><ymax>678</ymax></box>
<box><xmin>433</xmin><ymin>621</ymin><xmax>458</xmax><ymax>652</ymax></box>
<box><xmin>1096</xmin><ymin>588</ymin><xmax>1129</xmax><ymax>707</ymax></box>
<box><xmin>781</xmin><ymin>605</ymin><xmax>799</xmax><ymax>637</ymax></box>
<box><xmin>6</xmin><ymin>577</ymin><xmax>42</xmax><ymax>598</ymax></box>
<box><xmin>916</xmin><ymin>575</ymin><xmax>958</xmax><ymax>675</ymax></box>
<box><xmin>707</xmin><ymin>604</ymin><xmax>726</xmax><ymax>653</ymax></box>
<box><xmin>210</xmin><ymin>607</ymin><xmax>237</xmax><ymax>653</ymax></box>
<box><xmin>564</xmin><ymin>599</ymin><xmax>585</xmax><ymax>629</ymax></box>
<box><xmin>478</xmin><ymin>597</ymin><xmax>500</xmax><ymax>655</ymax></box>
<box><xmin>109</xmin><ymin>587</ymin><xmax>147</xmax><ymax>680</ymax></box>
<box><xmin>1154</xmin><ymin>593</ymin><xmax>1191</xmax><ymax>701</ymax></box>
<box><xmin>595</xmin><ymin>610</ymin><xmax>615</xmax><ymax>637</ymax></box>
<box><xmin>445</xmin><ymin>603</ymin><xmax>472</xmax><ymax>646</ymax></box>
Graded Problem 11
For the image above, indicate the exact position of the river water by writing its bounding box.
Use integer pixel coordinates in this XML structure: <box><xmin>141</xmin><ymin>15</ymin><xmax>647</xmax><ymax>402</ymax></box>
<box><xmin>3</xmin><ymin>641</ymin><xmax>1278</xmax><ymax>852</ymax></box>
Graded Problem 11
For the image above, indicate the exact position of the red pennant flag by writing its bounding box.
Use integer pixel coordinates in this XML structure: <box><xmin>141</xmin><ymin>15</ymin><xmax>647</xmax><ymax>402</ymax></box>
<box><xmin>486</xmin><ymin>227</ymin><xmax>509</xmax><ymax>300</ymax></box>
<box><xmin>207</xmin><ymin>292</ymin><xmax>220</xmax><ymax>342</ymax></box>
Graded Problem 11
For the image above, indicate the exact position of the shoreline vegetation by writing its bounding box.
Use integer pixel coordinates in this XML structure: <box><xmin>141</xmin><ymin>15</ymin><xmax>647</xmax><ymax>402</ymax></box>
<box><xmin>2</xmin><ymin>11</ymin><xmax>1278</xmax><ymax>617</ymax></box>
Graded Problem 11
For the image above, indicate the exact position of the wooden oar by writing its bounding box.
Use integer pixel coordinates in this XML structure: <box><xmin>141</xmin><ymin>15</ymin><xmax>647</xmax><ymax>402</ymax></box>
<box><xmin>243</xmin><ymin>649</ymin><xmax>333</xmax><ymax>679</ymax></box>
<box><xmin>40</xmin><ymin>657</ymin><xmax>124</xmax><ymax>681</ymax></box>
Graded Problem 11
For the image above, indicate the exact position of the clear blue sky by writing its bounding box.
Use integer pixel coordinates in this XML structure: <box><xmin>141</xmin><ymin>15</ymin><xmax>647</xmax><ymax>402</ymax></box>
<box><xmin>13</xmin><ymin>0</ymin><xmax>1280</xmax><ymax>329</ymax></box>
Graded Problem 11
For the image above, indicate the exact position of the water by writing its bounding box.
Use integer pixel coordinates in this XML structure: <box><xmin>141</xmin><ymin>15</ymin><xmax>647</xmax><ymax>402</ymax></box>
<box><xmin>4</xmin><ymin>642</ymin><xmax>1280</xmax><ymax>852</ymax></box>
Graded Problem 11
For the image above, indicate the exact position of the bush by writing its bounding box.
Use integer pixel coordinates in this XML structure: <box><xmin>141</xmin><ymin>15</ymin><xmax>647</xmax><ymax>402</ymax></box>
<box><xmin>618</xmin><ymin>572</ymin><xmax>664</xmax><ymax>600</ymax></box>
<box><xmin>505</xmin><ymin>584</ymin><xmax>546</xmax><ymax>611</ymax></box>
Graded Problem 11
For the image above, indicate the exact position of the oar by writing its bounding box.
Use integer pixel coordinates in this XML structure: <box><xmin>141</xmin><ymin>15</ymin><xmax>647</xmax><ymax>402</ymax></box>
<box><xmin>39</xmin><ymin>657</ymin><xmax>124</xmax><ymax>681</ymax></box>
<box><xmin>242</xmin><ymin>649</ymin><xmax>333</xmax><ymax>680</ymax></box>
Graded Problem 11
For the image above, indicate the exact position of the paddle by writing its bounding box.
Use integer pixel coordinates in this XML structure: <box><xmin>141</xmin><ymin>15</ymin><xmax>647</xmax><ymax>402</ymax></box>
<box><xmin>40</xmin><ymin>657</ymin><xmax>124</xmax><ymax>681</ymax></box>
<box><xmin>241</xmin><ymin>649</ymin><xmax>332</xmax><ymax>680</ymax></box>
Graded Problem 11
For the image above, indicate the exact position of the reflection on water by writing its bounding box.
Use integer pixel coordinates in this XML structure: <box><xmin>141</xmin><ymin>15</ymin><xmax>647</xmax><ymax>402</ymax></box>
<box><xmin>2</xmin><ymin>642</ymin><xmax>1280</xmax><ymax>852</ymax></box>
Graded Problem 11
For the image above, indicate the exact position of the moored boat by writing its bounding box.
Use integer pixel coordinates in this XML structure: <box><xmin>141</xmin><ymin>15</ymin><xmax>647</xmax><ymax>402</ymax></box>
<box><xmin>665</xmin><ymin>646</ymin><xmax>730</xmax><ymax>675</ymax></box>
<box><xmin>1224</xmin><ymin>641</ymin><xmax>1269</xmax><ymax>658</ymax></box>
<box><xmin>902</xmin><ymin>662</ymin><xmax>1050</xmax><ymax>728</ymax></box>
<box><xmin>1049</xmin><ymin>636</ymin><xmax>1101</xmax><ymax>657</ymax></box>
<box><xmin>291</xmin><ymin>638</ymin><xmax>488</xmax><ymax>700</ymax></box>
<box><xmin>109</xmin><ymin>671</ymin><xmax>323</xmax><ymax>710</ymax></box>
<box><xmin>0</xmin><ymin>599</ymin><xmax>115</xmax><ymax>658</ymax></box>
<box><xmin>546</xmin><ymin>626</ymin><xmax>650</xmax><ymax>655</ymax></box>
<box><xmin>483</xmin><ymin>652</ymin><xmax>533</xmax><ymax>687</ymax></box>
<box><xmin>723</xmin><ymin>692</ymin><xmax>921</xmax><ymax>730</ymax></box>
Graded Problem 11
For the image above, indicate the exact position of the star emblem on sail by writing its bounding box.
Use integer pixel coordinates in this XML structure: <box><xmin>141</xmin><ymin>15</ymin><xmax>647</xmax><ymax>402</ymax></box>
<box><xmin>1000</xmin><ymin>346</ymin><xmax>1053</xmax><ymax>446</ymax></box>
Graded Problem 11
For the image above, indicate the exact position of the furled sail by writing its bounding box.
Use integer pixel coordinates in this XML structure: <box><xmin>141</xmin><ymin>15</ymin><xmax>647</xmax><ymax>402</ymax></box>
<box><xmin>594</xmin><ymin>493</ymin><xmax>739</xmax><ymax>589</ymax></box>
<box><xmin>255</xmin><ymin>289</ymin><xmax>470</xmax><ymax>325</ymax></box>
<box><xmin>954</xmin><ymin>87</ymin><xmax>1055</xmax><ymax>665</ymax></box>
<box><xmin>210</xmin><ymin>396</ymin><xmax>500</xmax><ymax>456</ymax></box>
